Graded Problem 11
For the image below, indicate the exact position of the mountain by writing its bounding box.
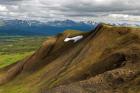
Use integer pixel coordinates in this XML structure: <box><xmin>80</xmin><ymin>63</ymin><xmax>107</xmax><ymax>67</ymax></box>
<box><xmin>0</xmin><ymin>19</ymin><xmax>95</xmax><ymax>36</ymax></box>
<box><xmin>0</xmin><ymin>24</ymin><xmax>140</xmax><ymax>93</ymax></box>
<box><xmin>104</xmin><ymin>20</ymin><xmax>140</xmax><ymax>27</ymax></box>
<box><xmin>110</xmin><ymin>22</ymin><xmax>140</xmax><ymax>27</ymax></box>
<box><xmin>84</xmin><ymin>20</ymin><xmax>140</xmax><ymax>27</ymax></box>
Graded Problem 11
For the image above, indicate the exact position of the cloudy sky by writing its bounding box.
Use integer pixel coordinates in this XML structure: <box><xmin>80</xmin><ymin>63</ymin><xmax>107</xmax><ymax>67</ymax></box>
<box><xmin>0</xmin><ymin>0</ymin><xmax>140</xmax><ymax>22</ymax></box>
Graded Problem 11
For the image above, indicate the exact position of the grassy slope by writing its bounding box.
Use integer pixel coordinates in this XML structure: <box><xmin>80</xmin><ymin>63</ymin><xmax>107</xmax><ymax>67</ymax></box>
<box><xmin>0</xmin><ymin>52</ymin><xmax>33</xmax><ymax>68</ymax></box>
<box><xmin>0</xmin><ymin>30</ymin><xmax>87</xmax><ymax>93</ymax></box>
<box><xmin>0</xmin><ymin>25</ymin><xmax>140</xmax><ymax>93</ymax></box>
<box><xmin>0</xmin><ymin>30</ymin><xmax>88</xmax><ymax>93</ymax></box>
<box><xmin>0</xmin><ymin>30</ymin><xmax>83</xmax><ymax>69</ymax></box>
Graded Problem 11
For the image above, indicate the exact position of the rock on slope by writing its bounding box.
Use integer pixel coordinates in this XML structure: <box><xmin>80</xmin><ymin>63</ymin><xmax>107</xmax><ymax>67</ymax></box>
<box><xmin>0</xmin><ymin>24</ymin><xmax>140</xmax><ymax>93</ymax></box>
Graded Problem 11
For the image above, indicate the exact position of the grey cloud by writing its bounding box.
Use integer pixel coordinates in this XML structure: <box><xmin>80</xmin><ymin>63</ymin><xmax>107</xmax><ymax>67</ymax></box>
<box><xmin>60</xmin><ymin>0</ymin><xmax>140</xmax><ymax>13</ymax></box>
<box><xmin>0</xmin><ymin>0</ymin><xmax>140</xmax><ymax>21</ymax></box>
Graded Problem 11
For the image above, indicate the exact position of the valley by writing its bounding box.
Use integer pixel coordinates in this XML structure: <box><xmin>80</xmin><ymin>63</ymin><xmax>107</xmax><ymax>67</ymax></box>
<box><xmin>0</xmin><ymin>36</ymin><xmax>47</xmax><ymax>68</ymax></box>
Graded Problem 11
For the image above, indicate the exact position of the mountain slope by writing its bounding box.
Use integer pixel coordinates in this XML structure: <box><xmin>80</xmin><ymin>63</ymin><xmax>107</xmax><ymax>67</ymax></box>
<box><xmin>0</xmin><ymin>24</ymin><xmax>140</xmax><ymax>93</ymax></box>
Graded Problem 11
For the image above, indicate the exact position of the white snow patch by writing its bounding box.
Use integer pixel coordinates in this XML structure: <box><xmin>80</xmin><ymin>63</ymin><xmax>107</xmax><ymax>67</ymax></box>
<box><xmin>64</xmin><ymin>35</ymin><xmax>83</xmax><ymax>43</ymax></box>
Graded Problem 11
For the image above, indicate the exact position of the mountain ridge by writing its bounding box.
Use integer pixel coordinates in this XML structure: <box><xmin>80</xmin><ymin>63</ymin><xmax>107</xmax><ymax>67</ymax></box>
<box><xmin>0</xmin><ymin>24</ymin><xmax>140</xmax><ymax>93</ymax></box>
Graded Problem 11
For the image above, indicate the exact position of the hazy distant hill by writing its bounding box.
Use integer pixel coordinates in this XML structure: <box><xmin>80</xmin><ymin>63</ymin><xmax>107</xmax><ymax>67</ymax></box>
<box><xmin>0</xmin><ymin>19</ymin><xmax>95</xmax><ymax>36</ymax></box>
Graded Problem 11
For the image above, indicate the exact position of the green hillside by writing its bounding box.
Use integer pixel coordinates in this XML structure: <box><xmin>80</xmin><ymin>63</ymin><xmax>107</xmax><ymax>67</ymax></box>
<box><xmin>0</xmin><ymin>24</ymin><xmax>140</xmax><ymax>93</ymax></box>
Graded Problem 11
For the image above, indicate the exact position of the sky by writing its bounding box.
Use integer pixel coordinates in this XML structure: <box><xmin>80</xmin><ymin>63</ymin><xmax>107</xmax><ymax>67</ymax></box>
<box><xmin>0</xmin><ymin>0</ymin><xmax>140</xmax><ymax>22</ymax></box>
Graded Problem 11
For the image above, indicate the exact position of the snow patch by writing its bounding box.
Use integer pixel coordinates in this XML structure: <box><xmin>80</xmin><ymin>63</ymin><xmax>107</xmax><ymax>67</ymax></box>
<box><xmin>64</xmin><ymin>35</ymin><xmax>83</xmax><ymax>43</ymax></box>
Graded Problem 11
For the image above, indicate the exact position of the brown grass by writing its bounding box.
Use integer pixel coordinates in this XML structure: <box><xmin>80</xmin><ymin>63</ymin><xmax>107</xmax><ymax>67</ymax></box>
<box><xmin>0</xmin><ymin>24</ymin><xmax>140</xmax><ymax>93</ymax></box>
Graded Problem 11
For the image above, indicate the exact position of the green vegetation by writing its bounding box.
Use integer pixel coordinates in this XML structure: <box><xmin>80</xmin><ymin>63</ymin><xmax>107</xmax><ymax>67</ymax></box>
<box><xmin>0</xmin><ymin>52</ymin><xmax>33</xmax><ymax>68</ymax></box>
<box><xmin>0</xmin><ymin>36</ymin><xmax>47</xmax><ymax>68</ymax></box>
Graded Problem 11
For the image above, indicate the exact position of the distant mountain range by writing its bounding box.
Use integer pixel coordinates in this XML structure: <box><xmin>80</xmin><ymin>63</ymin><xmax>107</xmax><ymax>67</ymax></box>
<box><xmin>108</xmin><ymin>21</ymin><xmax>140</xmax><ymax>27</ymax></box>
<box><xmin>0</xmin><ymin>19</ymin><xmax>140</xmax><ymax>36</ymax></box>
<box><xmin>0</xmin><ymin>19</ymin><xmax>95</xmax><ymax>36</ymax></box>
